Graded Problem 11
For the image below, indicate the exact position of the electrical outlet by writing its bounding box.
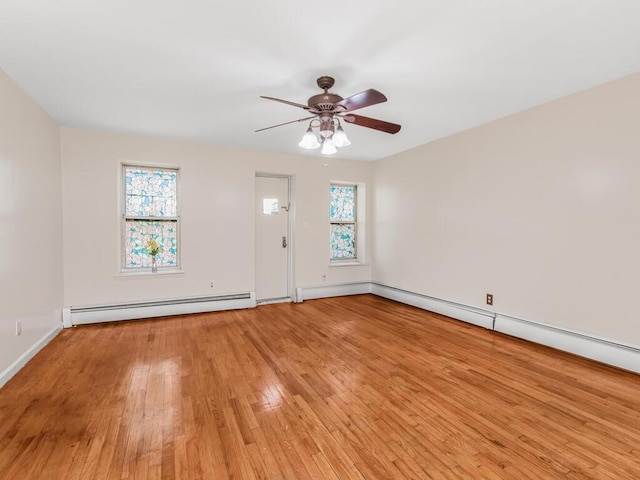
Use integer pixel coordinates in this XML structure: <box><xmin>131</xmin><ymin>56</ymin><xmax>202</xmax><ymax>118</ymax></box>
<box><xmin>16</xmin><ymin>321</ymin><xmax>22</xmax><ymax>336</ymax></box>
<box><xmin>210</xmin><ymin>281</ymin><xmax>215</xmax><ymax>289</ymax></box>
<box><xmin>486</xmin><ymin>293</ymin><xmax>493</xmax><ymax>306</ymax></box>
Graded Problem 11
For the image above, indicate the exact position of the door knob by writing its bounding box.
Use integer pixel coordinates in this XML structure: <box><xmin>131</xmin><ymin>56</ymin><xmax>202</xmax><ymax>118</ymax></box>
<box><xmin>282</xmin><ymin>236</ymin><xmax>287</xmax><ymax>248</ymax></box>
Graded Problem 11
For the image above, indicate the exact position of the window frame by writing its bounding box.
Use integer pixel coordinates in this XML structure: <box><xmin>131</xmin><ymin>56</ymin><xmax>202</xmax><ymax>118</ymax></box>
<box><xmin>330</xmin><ymin>182</ymin><xmax>358</xmax><ymax>262</ymax></box>
<box><xmin>121</xmin><ymin>164</ymin><xmax>181</xmax><ymax>273</ymax></box>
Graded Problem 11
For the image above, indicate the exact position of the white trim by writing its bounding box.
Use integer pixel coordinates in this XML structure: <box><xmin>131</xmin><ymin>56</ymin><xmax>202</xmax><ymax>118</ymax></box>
<box><xmin>494</xmin><ymin>314</ymin><xmax>640</xmax><ymax>374</ymax></box>
<box><xmin>46</xmin><ymin>284</ymin><xmax>640</xmax><ymax>382</ymax></box>
<box><xmin>296</xmin><ymin>282</ymin><xmax>372</xmax><ymax>302</ymax></box>
<box><xmin>115</xmin><ymin>269</ymin><xmax>185</xmax><ymax>278</ymax></box>
<box><xmin>369</xmin><ymin>283</ymin><xmax>639</xmax><ymax>373</ymax></box>
<box><xmin>0</xmin><ymin>325</ymin><xmax>62</xmax><ymax>389</ymax></box>
<box><xmin>68</xmin><ymin>292</ymin><xmax>256</xmax><ymax>325</ymax></box>
<box><xmin>371</xmin><ymin>283</ymin><xmax>495</xmax><ymax>329</ymax></box>
<box><xmin>329</xmin><ymin>261</ymin><xmax>369</xmax><ymax>267</ymax></box>
<box><xmin>62</xmin><ymin>307</ymin><xmax>72</xmax><ymax>328</ymax></box>
<box><xmin>256</xmin><ymin>297</ymin><xmax>293</xmax><ymax>306</ymax></box>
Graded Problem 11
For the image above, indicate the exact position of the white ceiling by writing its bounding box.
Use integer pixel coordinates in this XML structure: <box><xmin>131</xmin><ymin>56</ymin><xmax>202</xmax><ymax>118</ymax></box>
<box><xmin>1</xmin><ymin>1</ymin><xmax>640</xmax><ymax>161</ymax></box>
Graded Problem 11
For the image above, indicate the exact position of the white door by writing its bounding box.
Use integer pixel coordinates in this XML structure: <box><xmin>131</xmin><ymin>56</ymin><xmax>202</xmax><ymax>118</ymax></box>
<box><xmin>255</xmin><ymin>176</ymin><xmax>289</xmax><ymax>301</ymax></box>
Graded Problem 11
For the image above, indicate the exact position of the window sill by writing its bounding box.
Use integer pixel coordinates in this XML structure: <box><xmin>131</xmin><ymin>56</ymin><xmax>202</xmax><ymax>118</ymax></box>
<box><xmin>115</xmin><ymin>269</ymin><xmax>184</xmax><ymax>278</ymax></box>
<box><xmin>329</xmin><ymin>261</ymin><xmax>369</xmax><ymax>267</ymax></box>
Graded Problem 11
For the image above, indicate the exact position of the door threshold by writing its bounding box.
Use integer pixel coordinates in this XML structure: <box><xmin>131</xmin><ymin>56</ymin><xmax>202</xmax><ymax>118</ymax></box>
<box><xmin>256</xmin><ymin>297</ymin><xmax>293</xmax><ymax>306</ymax></box>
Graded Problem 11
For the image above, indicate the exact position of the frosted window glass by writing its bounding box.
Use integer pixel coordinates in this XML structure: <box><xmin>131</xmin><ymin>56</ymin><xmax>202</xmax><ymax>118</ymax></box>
<box><xmin>263</xmin><ymin>198</ymin><xmax>279</xmax><ymax>215</ymax></box>
<box><xmin>124</xmin><ymin>220</ymin><xmax>178</xmax><ymax>268</ymax></box>
<box><xmin>125</xmin><ymin>168</ymin><xmax>177</xmax><ymax>217</ymax></box>
<box><xmin>330</xmin><ymin>224</ymin><xmax>356</xmax><ymax>260</ymax></box>
<box><xmin>330</xmin><ymin>185</ymin><xmax>356</xmax><ymax>221</ymax></box>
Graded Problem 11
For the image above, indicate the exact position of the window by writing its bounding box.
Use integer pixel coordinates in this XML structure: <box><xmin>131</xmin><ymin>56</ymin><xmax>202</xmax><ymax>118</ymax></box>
<box><xmin>122</xmin><ymin>165</ymin><xmax>179</xmax><ymax>271</ymax></box>
<box><xmin>330</xmin><ymin>184</ymin><xmax>357</xmax><ymax>261</ymax></box>
<box><xmin>262</xmin><ymin>198</ymin><xmax>279</xmax><ymax>215</ymax></box>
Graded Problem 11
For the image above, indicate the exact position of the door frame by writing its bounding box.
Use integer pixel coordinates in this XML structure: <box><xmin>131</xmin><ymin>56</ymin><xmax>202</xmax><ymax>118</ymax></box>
<box><xmin>255</xmin><ymin>172</ymin><xmax>295</xmax><ymax>302</ymax></box>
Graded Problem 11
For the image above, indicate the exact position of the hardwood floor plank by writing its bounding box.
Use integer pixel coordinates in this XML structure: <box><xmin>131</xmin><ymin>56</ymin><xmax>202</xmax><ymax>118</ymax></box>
<box><xmin>1</xmin><ymin>294</ymin><xmax>639</xmax><ymax>478</ymax></box>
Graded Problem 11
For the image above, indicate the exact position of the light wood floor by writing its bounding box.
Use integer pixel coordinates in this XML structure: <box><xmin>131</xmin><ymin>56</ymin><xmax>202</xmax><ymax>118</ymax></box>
<box><xmin>1</xmin><ymin>295</ymin><xmax>639</xmax><ymax>479</ymax></box>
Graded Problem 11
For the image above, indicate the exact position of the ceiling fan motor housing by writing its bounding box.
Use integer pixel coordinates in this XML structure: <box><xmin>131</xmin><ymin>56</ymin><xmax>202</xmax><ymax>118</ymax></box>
<box><xmin>308</xmin><ymin>92</ymin><xmax>343</xmax><ymax>111</ymax></box>
<box><xmin>309</xmin><ymin>76</ymin><xmax>343</xmax><ymax>111</ymax></box>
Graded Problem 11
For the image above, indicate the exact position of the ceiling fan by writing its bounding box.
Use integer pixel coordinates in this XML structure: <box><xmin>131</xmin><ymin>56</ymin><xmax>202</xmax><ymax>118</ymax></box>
<box><xmin>256</xmin><ymin>76</ymin><xmax>401</xmax><ymax>154</ymax></box>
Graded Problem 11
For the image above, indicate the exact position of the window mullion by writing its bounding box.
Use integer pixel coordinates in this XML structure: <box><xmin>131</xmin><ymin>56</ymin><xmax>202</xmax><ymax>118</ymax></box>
<box><xmin>124</xmin><ymin>216</ymin><xmax>178</xmax><ymax>221</ymax></box>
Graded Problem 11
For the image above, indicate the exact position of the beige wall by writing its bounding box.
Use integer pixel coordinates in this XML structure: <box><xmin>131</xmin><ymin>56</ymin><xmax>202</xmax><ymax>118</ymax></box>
<box><xmin>373</xmin><ymin>73</ymin><xmax>640</xmax><ymax>347</ymax></box>
<box><xmin>0</xmin><ymin>70</ymin><xmax>63</xmax><ymax>374</ymax></box>
<box><xmin>61</xmin><ymin>128</ymin><xmax>372</xmax><ymax>307</ymax></box>
<box><xmin>4</xmin><ymin>64</ymin><xmax>640</xmax><ymax>377</ymax></box>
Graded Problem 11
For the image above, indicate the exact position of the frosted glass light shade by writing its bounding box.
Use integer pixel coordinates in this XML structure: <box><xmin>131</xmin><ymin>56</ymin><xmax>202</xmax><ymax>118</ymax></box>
<box><xmin>298</xmin><ymin>127</ymin><xmax>320</xmax><ymax>149</ymax></box>
<box><xmin>321</xmin><ymin>140</ymin><xmax>337</xmax><ymax>155</ymax></box>
<box><xmin>332</xmin><ymin>126</ymin><xmax>351</xmax><ymax>147</ymax></box>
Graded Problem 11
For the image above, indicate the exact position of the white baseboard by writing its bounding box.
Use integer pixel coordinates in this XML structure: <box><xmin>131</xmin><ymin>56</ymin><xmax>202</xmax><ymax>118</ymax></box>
<box><xmin>494</xmin><ymin>314</ymin><xmax>640</xmax><ymax>374</ymax></box>
<box><xmin>62</xmin><ymin>307</ymin><xmax>72</xmax><ymax>328</ymax></box>
<box><xmin>68</xmin><ymin>292</ymin><xmax>256</xmax><ymax>325</ymax></box>
<box><xmin>0</xmin><ymin>325</ymin><xmax>62</xmax><ymax>389</ymax></box>
<box><xmin>256</xmin><ymin>297</ymin><xmax>293</xmax><ymax>305</ymax></box>
<box><xmin>371</xmin><ymin>283</ymin><xmax>495</xmax><ymax>330</ymax></box>
<box><xmin>60</xmin><ymin>283</ymin><xmax>640</xmax><ymax>375</ymax></box>
<box><xmin>296</xmin><ymin>282</ymin><xmax>372</xmax><ymax>302</ymax></box>
<box><xmin>366</xmin><ymin>282</ymin><xmax>639</xmax><ymax>374</ymax></box>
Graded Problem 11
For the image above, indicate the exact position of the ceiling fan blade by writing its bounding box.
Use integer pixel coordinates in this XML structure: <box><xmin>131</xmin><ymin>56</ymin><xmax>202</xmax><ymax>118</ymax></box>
<box><xmin>342</xmin><ymin>114</ymin><xmax>401</xmax><ymax>134</ymax></box>
<box><xmin>255</xmin><ymin>116</ymin><xmax>316</xmax><ymax>132</ymax></box>
<box><xmin>334</xmin><ymin>89</ymin><xmax>387</xmax><ymax>113</ymax></box>
<box><xmin>260</xmin><ymin>96</ymin><xmax>310</xmax><ymax>110</ymax></box>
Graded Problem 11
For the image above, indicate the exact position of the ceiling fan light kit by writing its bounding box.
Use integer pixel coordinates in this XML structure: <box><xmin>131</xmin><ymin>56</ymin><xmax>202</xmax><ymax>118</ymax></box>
<box><xmin>298</xmin><ymin>126</ymin><xmax>321</xmax><ymax>149</ymax></box>
<box><xmin>297</xmin><ymin>117</ymin><xmax>349</xmax><ymax>153</ymax></box>
<box><xmin>332</xmin><ymin>124</ymin><xmax>351</xmax><ymax>148</ymax></box>
<box><xmin>321</xmin><ymin>140</ymin><xmax>338</xmax><ymax>155</ymax></box>
<box><xmin>257</xmin><ymin>76</ymin><xmax>401</xmax><ymax>155</ymax></box>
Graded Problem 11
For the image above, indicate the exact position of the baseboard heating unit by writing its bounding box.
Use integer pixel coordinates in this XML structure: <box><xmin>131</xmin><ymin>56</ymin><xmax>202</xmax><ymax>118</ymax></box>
<box><xmin>63</xmin><ymin>292</ymin><xmax>256</xmax><ymax>327</ymax></box>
